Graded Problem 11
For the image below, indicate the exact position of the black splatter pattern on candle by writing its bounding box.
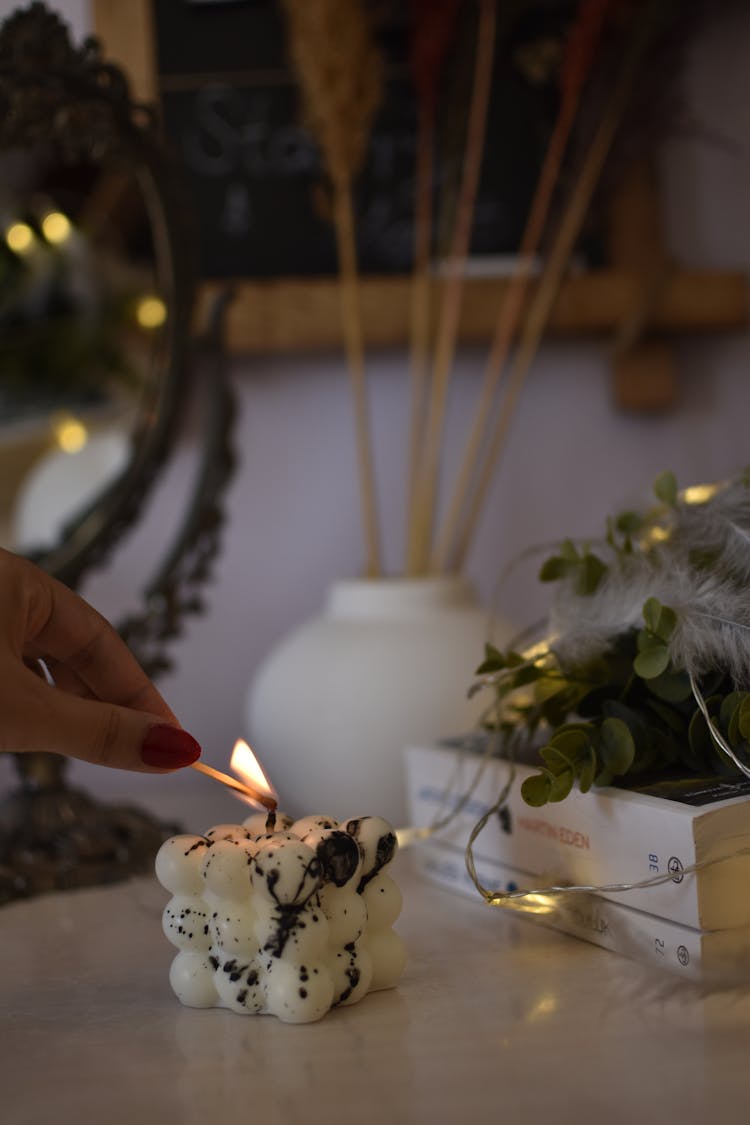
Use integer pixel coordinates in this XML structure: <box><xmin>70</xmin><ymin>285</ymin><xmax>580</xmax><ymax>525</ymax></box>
<box><xmin>313</xmin><ymin>831</ymin><xmax>360</xmax><ymax>887</ymax></box>
<box><xmin>253</xmin><ymin>852</ymin><xmax>323</xmax><ymax>959</ymax></box>
<box><xmin>163</xmin><ymin>901</ymin><xmax>210</xmax><ymax>944</ymax></box>
<box><xmin>222</xmin><ymin>959</ymin><xmax>246</xmax><ymax>983</ymax></box>
<box><xmin>334</xmin><ymin>941</ymin><xmax>362</xmax><ymax>1005</ymax></box>
<box><xmin>344</xmin><ymin>818</ymin><xmax>397</xmax><ymax>892</ymax></box>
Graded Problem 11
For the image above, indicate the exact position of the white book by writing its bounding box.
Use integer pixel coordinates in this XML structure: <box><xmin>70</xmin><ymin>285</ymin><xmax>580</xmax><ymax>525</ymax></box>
<box><xmin>409</xmin><ymin>839</ymin><xmax>750</xmax><ymax>983</ymax></box>
<box><xmin>404</xmin><ymin>741</ymin><xmax>750</xmax><ymax>931</ymax></box>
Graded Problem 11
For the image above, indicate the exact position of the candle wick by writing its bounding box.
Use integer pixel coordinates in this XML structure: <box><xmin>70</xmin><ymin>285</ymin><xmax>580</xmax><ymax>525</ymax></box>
<box><xmin>265</xmin><ymin>810</ymin><xmax>277</xmax><ymax>833</ymax></box>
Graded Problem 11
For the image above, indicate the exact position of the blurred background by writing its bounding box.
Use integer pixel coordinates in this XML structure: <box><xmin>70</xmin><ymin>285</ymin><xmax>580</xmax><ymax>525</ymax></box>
<box><xmin>1</xmin><ymin>0</ymin><xmax>749</xmax><ymax>821</ymax></box>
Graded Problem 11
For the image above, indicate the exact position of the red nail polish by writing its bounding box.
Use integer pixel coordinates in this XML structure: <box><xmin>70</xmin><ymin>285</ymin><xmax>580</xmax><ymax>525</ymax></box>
<box><xmin>141</xmin><ymin>725</ymin><xmax>201</xmax><ymax>769</ymax></box>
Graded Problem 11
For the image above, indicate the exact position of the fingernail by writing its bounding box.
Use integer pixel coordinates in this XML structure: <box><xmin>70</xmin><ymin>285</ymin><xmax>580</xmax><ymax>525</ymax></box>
<box><xmin>141</xmin><ymin>725</ymin><xmax>201</xmax><ymax>769</ymax></box>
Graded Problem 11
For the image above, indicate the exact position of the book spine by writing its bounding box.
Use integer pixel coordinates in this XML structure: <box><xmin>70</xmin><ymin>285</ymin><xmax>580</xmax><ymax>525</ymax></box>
<box><xmin>409</xmin><ymin>838</ymin><xmax>713</xmax><ymax>980</ymax></box>
<box><xmin>405</xmin><ymin>744</ymin><xmax>711</xmax><ymax>928</ymax></box>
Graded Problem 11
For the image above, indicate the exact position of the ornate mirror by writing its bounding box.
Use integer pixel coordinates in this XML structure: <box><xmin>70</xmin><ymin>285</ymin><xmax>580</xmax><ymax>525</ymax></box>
<box><xmin>0</xmin><ymin>3</ymin><xmax>235</xmax><ymax>901</ymax></box>
<box><xmin>0</xmin><ymin>2</ymin><xmax>193</xmax><ymax>586</ymax></box>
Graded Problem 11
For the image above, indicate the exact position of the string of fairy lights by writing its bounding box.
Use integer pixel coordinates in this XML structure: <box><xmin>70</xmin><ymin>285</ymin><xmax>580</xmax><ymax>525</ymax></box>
<box><xmin>2</xmin><ymin>207</ymin><xmax>167</xmax><ymax>457</ymax></box>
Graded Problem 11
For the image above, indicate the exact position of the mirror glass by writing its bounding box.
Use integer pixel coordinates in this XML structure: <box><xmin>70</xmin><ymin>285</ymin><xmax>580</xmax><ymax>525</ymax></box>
<box><xmin>0</xmin><ymin>149</ymin><xmax>167</xmax><ymax>556</ymax></box>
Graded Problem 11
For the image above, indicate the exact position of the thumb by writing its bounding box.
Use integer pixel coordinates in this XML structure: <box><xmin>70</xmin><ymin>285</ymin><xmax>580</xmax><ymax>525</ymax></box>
<box><xmin>6</xmin><ymin>673</ymin><xmax>201</xmax><ymax>772</ymax></box>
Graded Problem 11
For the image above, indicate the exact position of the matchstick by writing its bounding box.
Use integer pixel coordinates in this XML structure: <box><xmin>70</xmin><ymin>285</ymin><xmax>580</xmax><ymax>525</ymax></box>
<box><xmin>191</xmin><ymin>760</ymin><xmax>277</xmax><ymax>811</ymax></box>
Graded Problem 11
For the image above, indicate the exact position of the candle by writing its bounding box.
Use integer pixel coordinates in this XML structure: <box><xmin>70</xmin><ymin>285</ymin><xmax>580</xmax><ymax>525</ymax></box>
<box><xmin>156</xmin><ymin>812</ymin><xmax>406</xmax><ymax>1024</ymax></box>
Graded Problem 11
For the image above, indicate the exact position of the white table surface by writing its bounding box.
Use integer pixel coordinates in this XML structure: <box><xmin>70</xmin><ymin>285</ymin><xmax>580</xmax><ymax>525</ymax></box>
<box><xmin>2</xmin><ymin>775</ymin><xmax>750</xmax><ymax>1125</ymax></box>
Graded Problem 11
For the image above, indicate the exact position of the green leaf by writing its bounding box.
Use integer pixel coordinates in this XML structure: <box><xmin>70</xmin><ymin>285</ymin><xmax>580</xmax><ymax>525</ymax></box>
<box><xmin>637</xmin><ymin>628</ymin><xmax>664</xmax><ymax>654</ymax></box>
<box><xmin>539</xmin><ymin>556</ymin><xmax>570</xmax><ymax>583</ymax></box>
<box><xmin>553</xmin><ymin>721</ymin><xmax>597</xmax><ymax>738</ymax></box>
<box><xmin>577</xmin><ymin>748</ymin><xmax>597</xmax><ymax>793</ymax></box>
<box><xmin>540</xmin><ymin>745</ymin><xmax>574</xmax><ymax>776</ymax></box>
<box><xmin>521</xmin><ymin>773</ymin><xmax>553</xmax><ymax>807</ymax></box>
<box><xmin>601</xmin><ymin>699</ymin><xmax>649</xmax><ymax>742</ymax></box>
<box><xmin>548</xmin><ymin>769</ymin><xmax>574</xmax><ymax>803</ymax></box>
<box><xmin>644</xmin><ymin>698</ymin><xmax>688</xmax><ymax>735</ymax></box>
<box><xmin>655</xmin><ymin>607</ymin><xmax>677</xmax><ymax>642</ymax></box>
<box><xmin>549</xmin><ymin>728</ymin><xmax>590</xmax><ymax>760</ymax></box>
<box><xmin>533</xmin><ymin>677</ymin><xmax>570</xmax><ymax>704</ymax></box>
<box><xmin>512</xmin><ymin>665</ymin><xmax>545</xmax><ymax>687</ymax></box>
<box><xmin>655</xmin><ymin>606</ymin><xmax>677</xmax><ymax>642</ymax></box>
<box><xmin>646</xmin><ymin>670</ymin><xmax>693</xmax><ymax>703</ymax></box>
<box><xmin>633</xmin><ymin>645</ymin><xmax>670</xmax><ymax>679</ymax></box>
<box><xmin>599</xmin><ymin>717</ymin><xmax>636</xmax><ymax>775</ymax></box>
<box><xmin>475</xmin><ymin>643</ymin><xmax>506</xmax><ymax>675</ymax></box>
<box><xmin>541</xmin><ymin>685</ymin><xmax>590</xmax><ymax>728</ymax></box>
<box><xmin>642</xmin><ymin>597</ymin><xmax>661</xmax><ymax>632</ymax></box>
<box><xmin>654</xmin><ymin>470</ymin><xmax>678</xmax><ymax>506</ymax></box>
<box><xmin>721</xmin><ymin>691</ymin><xmax>744</xmax><ymax>742</ymax></box>
<box><xmin>615</xmin><ymin>510</ymin><xmax>643</xmax><ymax>535</ymax></box>
<box><xmin>739</xmin><ymin>695</ymin><xmax>750</xmax><ymax>741</ymax></box>
<box><xmin>559</xmin><ymin>539</ymin><xmax>580</xmax><ymax>562</ymax></box>
<box><xmin>641</xmin><ymin>598</ymin><xmax>677</xmax><ymax>641</ymax></box>
<box><xmin>575</xmin><ymin>553</ymin><xmax>607</xmax><ymax>596</ymax></box>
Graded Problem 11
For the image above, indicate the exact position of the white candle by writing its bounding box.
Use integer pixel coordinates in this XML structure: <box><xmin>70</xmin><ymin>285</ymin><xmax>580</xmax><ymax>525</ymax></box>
<box><xmin>156</xmin><ymin>812</ymin><xmax>406</xmax><ymax>1024</ymax></box>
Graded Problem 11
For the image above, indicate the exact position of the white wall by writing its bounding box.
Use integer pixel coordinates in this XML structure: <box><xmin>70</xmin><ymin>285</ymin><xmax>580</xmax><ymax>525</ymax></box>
<box><xmin>2</xmin><ymin>0</ymin><xmax>750</xmax><ymax>816</ymax></box>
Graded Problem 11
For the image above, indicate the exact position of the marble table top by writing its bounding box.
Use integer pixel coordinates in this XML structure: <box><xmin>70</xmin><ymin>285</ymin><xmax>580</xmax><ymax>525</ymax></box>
<box><xmin>3</xmin><ymin>835</ymin><xmax>750</xmax><ymax>1125</ymax></box>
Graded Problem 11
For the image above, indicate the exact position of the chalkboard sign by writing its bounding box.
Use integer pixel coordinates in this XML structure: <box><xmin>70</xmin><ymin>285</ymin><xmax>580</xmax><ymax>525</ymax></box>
<box><xmin>151</xmin><ymin>0</ymin><xmax>571</xmax><ymax>280</ymax></box>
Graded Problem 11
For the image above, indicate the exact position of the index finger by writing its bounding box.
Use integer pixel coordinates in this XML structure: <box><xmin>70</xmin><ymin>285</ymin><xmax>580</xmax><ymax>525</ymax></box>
<box><xmin>13</xmin><ymin>554</ymin><xmax>176</xmax><ymax>721</ymax></box>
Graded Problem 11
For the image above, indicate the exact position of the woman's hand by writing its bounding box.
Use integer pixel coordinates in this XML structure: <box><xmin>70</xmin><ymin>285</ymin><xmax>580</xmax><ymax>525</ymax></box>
<box><xmin>0</xmin><ymin>548</ymin><xmax>201</xmax><ymax>772</ymax></box>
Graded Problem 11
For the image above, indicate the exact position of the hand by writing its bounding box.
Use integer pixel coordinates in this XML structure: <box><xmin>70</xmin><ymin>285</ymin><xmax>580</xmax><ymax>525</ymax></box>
<box><xmin>0</xmin><ymin>548</ymin><xmax>201</xmax><ymax>772</ymax></box>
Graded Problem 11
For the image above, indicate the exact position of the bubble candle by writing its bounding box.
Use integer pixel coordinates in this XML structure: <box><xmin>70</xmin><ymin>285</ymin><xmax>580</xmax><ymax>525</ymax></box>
<box><xmin>156</xmin><ymin>812</ymin><xmax>407</xmax><ymax>1024</ymax></box>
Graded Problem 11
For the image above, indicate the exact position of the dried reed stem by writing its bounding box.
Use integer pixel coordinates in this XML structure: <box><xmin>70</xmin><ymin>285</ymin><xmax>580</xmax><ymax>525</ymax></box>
<box><xmin>282</xmin><ymin>0</ymin><xmax>384</xmax><ymax>575</ymax></box>
<box><xmin>333</xmin><ymin>184</ymin><xmax>382</xmax><ymax>576</ymax></box>
<box><xmin>405</xmin><ymin>107</ymin><xmax>436</xmax><ymax>560</ymax></box>
<box><xmin>432</xmin><ymin>0</ymin><xmax>613</xmax><ymax>571</ymax></box>
<box><xmin>449</xmin><ymin>20</ymin><xmax>649</xmax><ymax>572</ymax></box>
<box><xmin>405</xmin><ymin>0</ymin><xmax>496</xmax><ymax>575</ymax></box>
<box><xmin>405</xmin><ymin>0</ymin><xmax>463</xmax><ymax>561</ymax></box>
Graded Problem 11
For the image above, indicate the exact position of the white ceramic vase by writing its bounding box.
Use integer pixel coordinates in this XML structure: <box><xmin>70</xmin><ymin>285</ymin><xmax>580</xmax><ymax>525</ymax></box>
<box><xmin>244</xmin><ymin>575</ymin><xmax>512</xmax><ymax>825</ymax></box>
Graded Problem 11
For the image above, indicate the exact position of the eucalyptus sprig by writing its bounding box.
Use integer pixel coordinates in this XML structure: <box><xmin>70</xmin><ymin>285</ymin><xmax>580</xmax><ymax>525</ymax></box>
<box><xmin>476</xmin><ymin>468</ymin><xmax>750</xmax><ymax>806</ymax></box>
<box><xmin>478</xmin><ymin>594</ymin><xmax>750</xmax><ymax>808</ymax></box>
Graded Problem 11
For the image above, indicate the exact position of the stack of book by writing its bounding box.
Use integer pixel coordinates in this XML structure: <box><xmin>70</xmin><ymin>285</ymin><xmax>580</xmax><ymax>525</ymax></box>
<box><xmin>405</xmin><ymin>740</ymin><xmax>750</xmax><ymax>981</ymax></box>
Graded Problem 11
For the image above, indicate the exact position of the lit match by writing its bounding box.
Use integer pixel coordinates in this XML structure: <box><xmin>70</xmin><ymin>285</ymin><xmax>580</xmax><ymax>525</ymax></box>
<box><xmin>190</xmin><ymin>740</ymin><xmax>277</xmax><ymax>811</ymax></box>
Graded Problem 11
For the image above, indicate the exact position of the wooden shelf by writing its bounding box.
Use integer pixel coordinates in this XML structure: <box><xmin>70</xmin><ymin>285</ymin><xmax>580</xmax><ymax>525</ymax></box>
<box><xmin>195</xmin><ymin>268</ymin><xmax>748</xmax><ymax>354</ymax></box>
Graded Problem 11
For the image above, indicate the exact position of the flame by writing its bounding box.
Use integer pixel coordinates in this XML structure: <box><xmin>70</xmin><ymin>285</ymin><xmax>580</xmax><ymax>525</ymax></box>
<box><xmin>230</xmin><ymin>739</ymin><xmax>276</xmax><ymax>806</ymax></box>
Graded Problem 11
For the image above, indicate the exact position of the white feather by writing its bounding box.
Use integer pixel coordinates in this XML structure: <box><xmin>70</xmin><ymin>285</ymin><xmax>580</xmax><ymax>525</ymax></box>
<box><xmin>549</xmin><ymin>473</ymin><xmax>750</xmax><ymax>686</ymax></box>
